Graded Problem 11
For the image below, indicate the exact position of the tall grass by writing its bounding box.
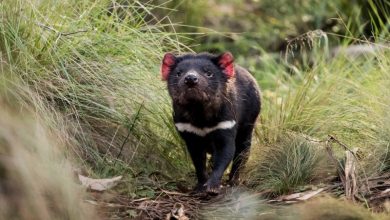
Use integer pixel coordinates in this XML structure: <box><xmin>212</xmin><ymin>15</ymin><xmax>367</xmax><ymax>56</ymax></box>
<box><xmin>0</xmin><ymin>0</ymin><xmax>191</xmax><ymax>195</ymax></box>
<box><xmin>1</xmin><ymin>1</ymin><xmax>390</xmax><ymax>219</ymax></box>
<box><xmin>247</xmin><ymin>38</ymin><xmax>390</xmax><ymax>194</ymax></box>
<box><xmin>247</xmin><ymin>135</ymin><xmax>330</xmax><ymax>194</ymax></box>
<box><xmin>0</xmin><ymin>88</ymin><xmax>95</xmax><ymax>219</ymax></box>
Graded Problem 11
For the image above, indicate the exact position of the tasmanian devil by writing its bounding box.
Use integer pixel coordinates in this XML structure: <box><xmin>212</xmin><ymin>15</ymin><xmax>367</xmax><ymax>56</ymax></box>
<box><xmin>161</xmin><ymin>52</ymin><xmax>261</xmax><ymax>194</ymax></box>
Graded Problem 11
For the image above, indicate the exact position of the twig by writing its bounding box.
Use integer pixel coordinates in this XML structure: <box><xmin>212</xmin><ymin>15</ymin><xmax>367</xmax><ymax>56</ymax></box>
<box><xmin>61</xmin><ymin>29</ymin><xmax>89</xmax><ymax>36</ymax></box>
<box><xmin>36</xmin><ymin>22</ymin><xmax>59</xmax><ymax>33</ymax></box>
<box><xmin>160</xmin><ymin>189</ymin><xmax>190</xmax><ymax>196</ymax></box>
<box><xmin>115</xmin><ymin>101</ymin><xmax>144</xmax><ymax>160</ymax></box>
<box><xmin>369</xmin><ymin>190</ymin><xmax>390</xmax><ymax>201</ymax></box>
<box><xmin>288</xmin><ymin>131</ymin><xmax>328</xmax><ymax>143</ymax></box>
<box><xmin>366</xmin><ymin>173</ymin><xmax>390</xmax><ymax>181</ymax></box>
<box><xmin>328</xmin><ymin>135</ymin><xmax>353</xmax><ymax>151</ymax></box>
<box><xmin>36</xmin><ymin>21</ymin><xmax>89</xmax><ymax>38</ymax></box>
<box><xmin>328</xmin><ymin>135</ymin><xmax>370</xmax><ymax>194</ymax></box>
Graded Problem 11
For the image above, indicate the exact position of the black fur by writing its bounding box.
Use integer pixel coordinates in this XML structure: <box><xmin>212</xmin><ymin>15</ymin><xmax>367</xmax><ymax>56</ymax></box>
<box><xmin>163</xmin><ymin>52</ymin><xmax>261</xmax><ymax>194</ymax></box>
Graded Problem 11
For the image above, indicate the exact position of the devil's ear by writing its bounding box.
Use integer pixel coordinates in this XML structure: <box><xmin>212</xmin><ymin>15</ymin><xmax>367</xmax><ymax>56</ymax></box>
<box><xmin>161</xmin><ymin>53</ymin><xmax>176</xmax><ymax>81</ymax></box>
<box><xmin>216</xmin><ymin>52</ymin><xmax>235</xmax><ymax>78</ymax></box>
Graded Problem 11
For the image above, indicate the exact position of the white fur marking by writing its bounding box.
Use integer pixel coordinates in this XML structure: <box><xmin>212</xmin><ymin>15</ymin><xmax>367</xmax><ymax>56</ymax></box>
<box><xmin>175</xmin><ymin>120</ymin><xmax>236</xmax><ymax>137</ymax></box>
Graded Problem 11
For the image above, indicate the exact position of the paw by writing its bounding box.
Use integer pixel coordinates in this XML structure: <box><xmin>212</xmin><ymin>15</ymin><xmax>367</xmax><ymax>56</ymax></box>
<box><xmin>190</xmin><ymin>183</ymin><xmax>207</xmax><ymax>195</ymax></box>
<box><xmin>204</xmin><ymin>179</ymin><xmax>221</xmax><ymax>195</ymax></box>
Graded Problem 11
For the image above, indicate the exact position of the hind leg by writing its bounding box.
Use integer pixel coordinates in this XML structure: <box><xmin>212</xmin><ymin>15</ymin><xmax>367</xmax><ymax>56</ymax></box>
<box><xmin>229</xmin><ymin>125</ymin><xmax>254</xmax><ymax>185</ymax></box>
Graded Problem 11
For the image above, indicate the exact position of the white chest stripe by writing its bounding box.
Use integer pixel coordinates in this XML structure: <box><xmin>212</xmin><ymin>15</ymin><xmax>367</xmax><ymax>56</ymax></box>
<box><xmin>175</xmin><ymin>120</ymin><xmax>236</xmax><ymax>137</ymax></box>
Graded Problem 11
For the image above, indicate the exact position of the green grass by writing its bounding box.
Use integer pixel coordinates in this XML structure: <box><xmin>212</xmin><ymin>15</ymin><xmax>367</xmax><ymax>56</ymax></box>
<box><xmin>148</xmin><ymin>0</ymin><xmax>389</xmax><ymax>53</ymax></box>
<box><xmin>1</xmin><ymin>0</ymin><xmax>390</xmax><ymax>218</ymax></box>
<box><xmin>0</xmin><ymin>0</ymin><xmax>191</xmax><ymax>196</ymax></box>
<box><xmin>0</xmin><ymin>92</ymin><xmax>95</xmax><ymax>219</ymax></box>
<box><xmin>246</xmin><ymin>40</ymin><xmax>390</xmax><ymax>194</ymax></box>
<box><xmin>247</xmin><ymin>135</ymin><xmax>329</xmax><ymax>194</ymax></box>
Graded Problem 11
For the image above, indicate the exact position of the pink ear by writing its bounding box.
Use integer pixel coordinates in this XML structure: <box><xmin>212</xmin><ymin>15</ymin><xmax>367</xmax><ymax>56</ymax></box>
<box><xmin>161</xmin><ymin>53</ymin><xmax>176</xmax><ymax>80</ymax></box>
<box><xmin>218</xmin><ymin>52</ymin><xmax>235</xmax><ymax>78</ymax></box>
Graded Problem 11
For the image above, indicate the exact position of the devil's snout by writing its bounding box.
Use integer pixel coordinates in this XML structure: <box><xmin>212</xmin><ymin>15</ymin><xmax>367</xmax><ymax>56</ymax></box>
<box><xmin>184</xmin><ymin>74</ymin><xmax>199</xmax><ymax>87</ymax></box>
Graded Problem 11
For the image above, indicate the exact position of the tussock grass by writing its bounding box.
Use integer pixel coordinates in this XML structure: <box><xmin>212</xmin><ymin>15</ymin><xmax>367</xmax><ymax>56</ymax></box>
<box><xmin>0</xmin><ymin>0</ymin><xmax>193</xmax><ymax>217</ymax></box>
<box><xmin>0</xmin><ymin>0</ymin><xmax>190</xmax><ymax>185</ymax></box>
<box><xmin>1</xmin><ymin>0</ymin><xmax>390</xmax><ymax>218</ymax></box>
<box><xmin>0</xmin><ymin>92</ymin><xmax>95</xmax><ymax>220</ymax></box>
<box><xmin>247</xmin><ymin>43</ymin><xmax>390</xmax><ymax>194</ymax></box>
<box><xmin>246</xmin><ymin>135</ymin><xmax>330</xmax><ymax>194</ymax></box>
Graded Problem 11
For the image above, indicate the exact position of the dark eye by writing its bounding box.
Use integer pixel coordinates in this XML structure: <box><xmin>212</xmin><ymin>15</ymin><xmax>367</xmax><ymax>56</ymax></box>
<box><xmin>176</xmin><ymin>70</ymin><xmax>182</xmax><ymax>77</ymax></box>
<box><xmin>204</xmin><ymin>69</ymin><xmax>213</xmax><ymax>78</ymax></box>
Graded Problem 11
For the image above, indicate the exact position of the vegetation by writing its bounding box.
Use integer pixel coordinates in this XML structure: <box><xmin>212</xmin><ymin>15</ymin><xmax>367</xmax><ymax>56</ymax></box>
<box><xmin>247</xmin><ymin>47</ymin><xmax>390</xmax><ymax>194</ymax></box>
<box><xmin>246</xmin><ymin>135</ymin><xmax>330</xmax><ymax>194</ymax></box>
<box><xmin>1</xmin><ymin>0</ymin><xmax>192</xmax><ymax>193</ymax></box>
<box><xmin>0</xmin><ymin>94</ymin><xmax>95</xmax><ymax>219</ymax></box>
<box><xmin>0</xmin><ymin>0</ymin><xmax>389</xmax><ymax>219</ymax></box>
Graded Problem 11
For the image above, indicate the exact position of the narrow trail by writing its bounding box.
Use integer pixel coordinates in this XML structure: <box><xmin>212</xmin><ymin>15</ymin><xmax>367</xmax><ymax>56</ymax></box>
<box><xmin>86</xmin><ymin>172</ymin><xmax>390</xmax><ymax>219</ymax></box>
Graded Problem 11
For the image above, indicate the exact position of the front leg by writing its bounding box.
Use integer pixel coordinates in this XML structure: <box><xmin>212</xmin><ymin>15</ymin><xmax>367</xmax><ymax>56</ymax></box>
<box><xmin>182</xmin><ymin>135</ymin><xmax>208</xmax><ymax>192</ymax></box>
<box><xmin>205</xmin><ymin>133</ymin><xmax>235</xmax><ymax>194</ymax></box>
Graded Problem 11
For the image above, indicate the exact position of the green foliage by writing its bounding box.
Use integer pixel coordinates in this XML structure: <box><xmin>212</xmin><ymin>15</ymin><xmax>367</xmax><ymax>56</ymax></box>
<box><xmin>260</xmin><ymin>48</ymin><xmax>390</xmax><ymax>145</ymax></box>
<box><xmin>249</xmin><ymin>45</ymin><xmax>390</xmax><ymax>195</ymax></box>
<box><xmin>148</xmin><ymin>0</ymin><xmax>389</xmax><ymax>53</ymax></box>
<box><xmin>1</xmin><ymin>1</ymin><xmax>390</xmax><ymax>217</ymax></box>
<box><xmin>247</xmin><ymin>135</ymin><xmax>327</xmax><ymax>194</ymax></box>
<box><xmin>0</xmin><ymin>0</ymin><xmax>189</xmax><ymax>188</ymax></box>
<box><xmin>0</xmin><ymin>95</ymin><xmax>95</xmax><ymax>220</ymax></box>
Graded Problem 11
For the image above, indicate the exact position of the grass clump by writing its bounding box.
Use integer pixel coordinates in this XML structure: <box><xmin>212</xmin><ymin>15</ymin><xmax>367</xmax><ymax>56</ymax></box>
<box><xmin>261</xmin><ymin>49</ymin><xmax>389</xmax><ymax>142</ymax></box>
<box><xmin>247</xmin><ymin>135</ymin><xmax>329</xmax><ymax>194</ymax></box>
<box><xmin>247</xmin><ymin>45</ymin><xmax>390</xmax><ymax>195</ymax></box>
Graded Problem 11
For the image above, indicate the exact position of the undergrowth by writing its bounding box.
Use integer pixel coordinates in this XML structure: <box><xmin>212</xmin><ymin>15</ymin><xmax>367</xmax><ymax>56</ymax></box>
<box><xmin>248</xmin><ymin>39</ymin><xmax>390</xmax><ymax>194</ymax></box>
<box><xmin>0</xmin><ymin>0</ymin><xmax>190</xmax><ymax>196</ymax></box>
<box><xmin>247</xmin><ymin>135</ymin><xmax>329</xmax><ymax>194</ymax></box>
<box><xmin>0</xmin><ymin>0</ymin><xmax>390</xmax><ymax>219</ymax></box>
<box><xmin>0</xmin><ymin>86</ymin><xmax>95</xmax><ymax>219</ymax></box>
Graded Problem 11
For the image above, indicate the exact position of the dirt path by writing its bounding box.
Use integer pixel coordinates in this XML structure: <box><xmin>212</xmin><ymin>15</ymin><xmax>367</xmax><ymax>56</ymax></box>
<box><xmin>86</xmin><ymin>173</ymin><xmax>390</xmax><ymax>219</ymax></box>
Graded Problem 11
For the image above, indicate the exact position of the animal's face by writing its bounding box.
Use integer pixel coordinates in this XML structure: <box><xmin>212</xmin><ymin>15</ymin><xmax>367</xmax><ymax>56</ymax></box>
<box><xmin>161</xmin><ymin>53</ymin><xmax>235</xmax><ymax>105</ymax></box>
